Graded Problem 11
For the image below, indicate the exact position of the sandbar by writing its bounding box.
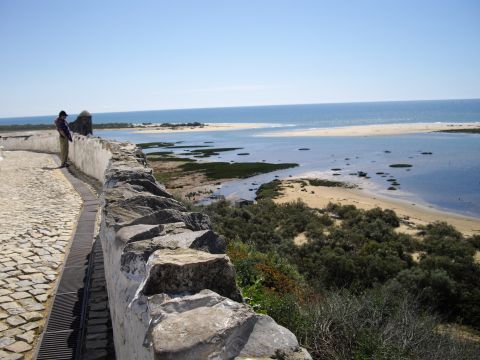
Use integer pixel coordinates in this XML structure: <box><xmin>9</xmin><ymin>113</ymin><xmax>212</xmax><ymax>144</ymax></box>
<box><xmin>259</xmin><ymin>122</ymin><xmax>480</xmax><ymax>137</ymax></box>
<box><xmin>132</xmin><ymin>123</ymin><xmax>270</xmax><ymax>134</ymax></box>
<box><xmin>273</xmin><ymin>179</ymin><xmax>480</xmax><ymax>236</ymax></box>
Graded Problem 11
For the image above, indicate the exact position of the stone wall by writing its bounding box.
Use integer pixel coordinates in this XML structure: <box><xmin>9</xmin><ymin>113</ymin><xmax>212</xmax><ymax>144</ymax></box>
<box><xmin>0</xmin><ymin>132</ymin><xmax>311</xmax><ymax>360</ymax></box>
<box><xmin>0</xmin><ymin>131</ymin><xmax>112</xmax><ymax>182</ymax></box>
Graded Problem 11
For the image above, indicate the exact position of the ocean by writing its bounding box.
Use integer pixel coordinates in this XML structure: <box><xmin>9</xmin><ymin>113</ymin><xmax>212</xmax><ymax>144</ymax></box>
<box><xmin>2</xmin><ymin>99</ymin><xmax>480</xmax><ymax>217</ymax></box>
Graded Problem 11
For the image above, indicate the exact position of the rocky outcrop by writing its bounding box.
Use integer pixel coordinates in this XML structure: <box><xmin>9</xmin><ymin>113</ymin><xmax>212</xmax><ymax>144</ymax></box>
<box><xmin>0</xmin><ymin>132</ymin><xmax>311</xmax><ymax>359</ymax></box>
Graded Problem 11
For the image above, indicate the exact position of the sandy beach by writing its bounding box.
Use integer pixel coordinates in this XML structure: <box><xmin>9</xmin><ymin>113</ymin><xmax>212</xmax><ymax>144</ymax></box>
<box><xmin>133</xmin><ymin>122</ymin><xmax>270</xmax><ymax>134</ymax></box>
<box><xmin>259</xmin><ymin>122</ymin><xmax>480</xmax><ymax>137</ymax></box>
<box><xmin>274</xmin><ymin>179</ymin><xmax>480</xmax><ymax>236</ymax></box>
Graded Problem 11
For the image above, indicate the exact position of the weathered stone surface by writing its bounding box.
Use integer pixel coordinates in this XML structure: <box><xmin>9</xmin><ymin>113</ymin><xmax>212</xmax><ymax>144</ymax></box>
<box><xmin>0</xmin><ymin>336</ymin><xmax>15</xmax><ymax>348</ymax></box>
<box><xmin>0</xmin><ymin>322</ymin><xmax>8</xmax><ymax>332</ymax></box>
<box><xmin>142</xmin><ymin>249</ymin><xmax>242</xmax><ymax>302</ymax></box>
<box><xmin>122</xmin><ymin>208</ymin><xmax>211</xmax><ymax>231</ymax></box>
<box><xmin>149</xmin><ymin>290</ymin><xmax>306</xmax><ymax>360</ymax></box>
<box><xmin>104</xmin><ymin>166</ymin><xmax>156</xmax><ymax>189</ymax></box>
<box><xmin>5</xmin><ymin>340</ymin><xmax>32</xmax><ymax>353</ymax></box>
<box><xmin>19</xmin><ymin>311</ymin><xmax>42</xmax><ymax>322</ymax></box>
<box><xmin>121</xmin><ymin>230</ymin><xmax>227</xmax><ymax>275</ymax></box>
<box><xmin>105</xmin><ymin>193</ymin><xmax>186</xmax><ymax>227</ymax></box>
<box><xmin>0</xmin><ymin>351</ymin><xmax>24</xmax><ymax>359</ymax></box>
<box><xmin>151</xmin><ymin>297</ymin><xmax>256</xmax><ymax>359</ymax></box>
<box><xmin>115</xmin><ymin>222</ymin><xmax>187</xmax><ymax>245</ymax></box>
<box><xmin>2</xmin><ymin>135</ymin><xmax>308</xmax><ymax>359</ymax></box>
<box><xmin>0</xmin><ymin>151</ymin><xmax>82</xmax><ymax>358</ymax></box>
<box><xmin>238</xmin><ymin>315</ymin><xmax>301</xmax><ymax>358</ymax></box>
<box><xmin>15</xmin><ymin>330</ymin><xmax>35</xmax><ymax>344</ymax></box>
<box><xmin>6</xmin><ymin>316</ymin><xmax>26</xmax><ymax>326</ymax></box>
<box><xmin>115</xmin><ymin>178</ymin><xmax>173</xmax><ymax>199</ymax></box>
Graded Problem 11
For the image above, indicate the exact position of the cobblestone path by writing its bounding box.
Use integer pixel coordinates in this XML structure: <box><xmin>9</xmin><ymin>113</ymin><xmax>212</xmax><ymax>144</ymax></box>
<box><xmin>0</xmin><ymin>151</ymin><xmax>82</xmax><ymax>359</ymax></box>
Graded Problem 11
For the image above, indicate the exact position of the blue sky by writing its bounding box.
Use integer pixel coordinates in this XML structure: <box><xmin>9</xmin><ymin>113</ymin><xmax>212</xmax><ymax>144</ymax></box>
<box><xmin>0</xmin><ymin>0</ymin><xmax>479</xmax><ymax>117</ymax></box>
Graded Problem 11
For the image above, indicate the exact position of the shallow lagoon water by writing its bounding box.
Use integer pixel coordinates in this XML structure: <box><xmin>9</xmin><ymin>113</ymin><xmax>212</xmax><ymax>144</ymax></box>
<box><xmin>4</xmin><ymin>99</ymin><xmax>478</xmax><ymax>217</ymax></box>
<box><xmin>98</xmin><ymin>128</ymin><xmax>480</xmax><ymax>218</ymax></box>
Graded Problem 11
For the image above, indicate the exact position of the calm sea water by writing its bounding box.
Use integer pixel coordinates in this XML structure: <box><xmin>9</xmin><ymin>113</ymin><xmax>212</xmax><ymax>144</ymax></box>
<box><xmin>2</xmin><ymin>100</ymin><xmax>479</xmax><ymax>217</ymax></box>
<box><xmin>2</xmin><ymin>99</ymin><xmax>480</xmax><ymax>127</ymax></box>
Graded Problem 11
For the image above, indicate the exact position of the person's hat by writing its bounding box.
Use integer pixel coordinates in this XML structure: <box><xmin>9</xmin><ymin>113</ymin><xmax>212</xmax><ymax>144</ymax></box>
<box><xmin>59</xmin><ymin>110</ymin><xmax>68</xmax><ymax>117</ymax></box>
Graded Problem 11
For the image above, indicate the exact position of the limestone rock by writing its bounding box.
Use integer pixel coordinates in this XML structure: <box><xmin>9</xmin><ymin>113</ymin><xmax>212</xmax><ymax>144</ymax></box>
<box><xmin>142</xmin><ymin>249</ymin><xmax>242</xmax><ymax>302</ymax></box>
<box><xmin>104</xmin><ymin>166</ymin><xmax>156</xmax><ymax>189</ymax></box>
<box><xmin>121</xmin><ymin>230</ymin><xmax>226</xmax><ymax>275</ymax></box>
<box><xmin>148</xmin><ymin>290</ymin><xmax>307</xmax><ymax>360</ymax></box>
<box><xmin>148</xmin><ymin>289</ymin><xmax>226</xmax><ymax>318</ymax></box>
<box><xmin>120</xmin><ymin>208</ymin><xmax>211</xmax><ymax>231</ymax></box>
<box><xmin>238</xmin><ymin>315</ymin><xmax>301</xmax><ymax>358</ymax></box>
<box><xmin>116</xmin><ymin>178</ymin><xmax>172</xmax><ymax>199</ymax></box>
<box><xmin>115</xmin><ymin>224</ymin><xmax>166</xmax><ymax>244</ymax></box>
<box><xmin>151</xmin><ymin>293</ymin><xmax>255</xmax><ymax>359</ymax></box>
<box><xmin>105</xmin><ymin>194</ymin><xmax>186</xmax><ymax>227</ymax></box>
<box><xmin>116</xmin><ymin>222</ymin><xmax>189</xmax><ymax>245</ymax></box>
<box><xmin>148</xmin><ymin>230</ymin><xmax>226</xmax><ymax>254</ymax></box>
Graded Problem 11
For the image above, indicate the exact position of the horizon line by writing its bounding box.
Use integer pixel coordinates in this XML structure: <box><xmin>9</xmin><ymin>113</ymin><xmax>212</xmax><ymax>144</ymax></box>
<box><xmin>1</xmin><ymin>97</ymin><xmax>479</xmax><ymax>120</ymax></box>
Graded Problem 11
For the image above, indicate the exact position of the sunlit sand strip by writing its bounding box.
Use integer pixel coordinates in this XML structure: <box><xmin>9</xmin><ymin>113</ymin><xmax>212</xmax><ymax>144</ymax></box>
<box><xmin>258</xmin><ymin>122</ymin><xmax>480</xmax><ymax>137</ymax></box>
<box><xmin>273</xmin><ymin>177</ymin><xmax>480</xmax><ymax>236</ymax></box>
<box><xmin>132</xmin><ymin>123</ymin><xmax>272</xmax><ymax>134</ymax></box>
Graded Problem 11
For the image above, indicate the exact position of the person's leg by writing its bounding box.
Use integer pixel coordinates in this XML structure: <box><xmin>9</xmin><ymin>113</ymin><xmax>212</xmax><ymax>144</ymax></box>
<box><xmin>59</xmin><ymin>136</ymin><xmax>68</xmax><ymax>165</ymax></box>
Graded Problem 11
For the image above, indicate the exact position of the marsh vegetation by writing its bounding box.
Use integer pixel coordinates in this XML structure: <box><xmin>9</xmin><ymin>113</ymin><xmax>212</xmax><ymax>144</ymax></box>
<box><xmin>201</xmin><ymin>199</ymin><xmax>480</xmax><ymax>359</ymax></box>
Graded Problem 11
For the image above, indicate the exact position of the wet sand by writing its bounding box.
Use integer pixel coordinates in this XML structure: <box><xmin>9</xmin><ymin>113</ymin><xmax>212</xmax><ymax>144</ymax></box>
<box><xmin>260</xmin><ymin>122</ymin><xmax>480</xmax><ymax>137</ymax></box>
<box><xmin>274</xmin><ymin>180</ymin><xmax>480</xmax><ymax>236</ymax></box>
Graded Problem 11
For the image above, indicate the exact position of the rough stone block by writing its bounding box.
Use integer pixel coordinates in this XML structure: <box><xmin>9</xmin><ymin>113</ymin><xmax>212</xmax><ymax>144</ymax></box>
<box><xmin>106</xmin><ymin>193</ymin><xmax>186</xmax><ymax>227</ymax></box>
<box><xmin>121</xmin><ymin>230</ymin><xmax>226</xmax><ymax>275</ymax></box>
<box><xmin>142</xmin><ymin>249</ymin><xmax>242</xmax><ymax>302</ymax></box>
<box><xmin>148</xmin><ymin>290</ymin><xmax>306</xmax><ymax>359</ymax></box>
<box><xmin>151</xmin><ymin>299</ymin><xmax>256</xmax><ymax>359</ymax></box>
<box><xmin>116</xmin><ymin>178</ymin><xmax>173</xmax><ymax>199</ymax></box>
<box><xmin>121</xmin><ymin>208</ymin><xmax>211</xmax><ymax>231</ymax></box>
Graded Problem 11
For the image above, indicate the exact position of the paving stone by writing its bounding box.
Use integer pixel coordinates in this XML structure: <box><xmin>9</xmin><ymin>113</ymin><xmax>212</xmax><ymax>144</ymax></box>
<box><xmin>18</xmin><ymin>299</ymin><xmax>44</xmax><ymax>312</ymax></box>
<box><xmin>15</xmin><ymin>331</ymin><xmax>35</xmax><ymax>344</ymax></box>
<box><xmin>6</xmin><ymin>316</ymin><xmax>26</xmax><ymax>327</ymax></box>
<box><xmin>20</xmin><ymin>321</ymin><xmax>41</xmax><ymax>331</ymax></box>
<box><xmin>0</xmin><ymin>296</ymin><xmax>13</xmax><ymax>303</ymax></box>
<box><xmin>32</xmin><ymin>284</ymin><xmax>50</xmax><ymax>290</ymax></box>
<box><xmin>27</xmin><ymin>289</ymin><xmax>45</xmax><ymax>296</ymax></box>
<box><xmin>19</xmin><ymin>312</ymin><xmax>43</xmax><ymax>322</ymax></box>
<box><xmin>0</xmin><ymin>322</ymin><xmax>8</xmax><ymax>332</ymax></box>
<box><xmin>1</xmin><ymin>328</ymin><xmax>22</xmax><ymax>337</ymax></box>
<box><xmin>35</xmin><ymin>294</ymin><xmax>48</xmax><ymax>303</ymax></box>
<box><xmin>1</xmin><ymin>303</ymin><xmax>24</xmax><ymax>315</ymax></box>
<box><xmin>9</xmin><ymin>293</ymin><xmax>30</xmax><ymax>301</ymax></box>
<box><xmin>0</xmin><ymin>152</ymin><xmax>84</xmax><ymax>358</ymax></box>
<box><xmin>5</xmin><ymin>340</ymin><xmax>32</xmax><ymax>353</ymax></box>
<box><xmin>0</xmin><ymin>336</ymin><xmax>15</xmax><ymax>348</ymax></box>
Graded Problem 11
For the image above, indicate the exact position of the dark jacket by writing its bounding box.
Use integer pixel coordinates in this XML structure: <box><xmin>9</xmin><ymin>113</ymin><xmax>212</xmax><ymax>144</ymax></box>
<box><xmin>55</xmin><ymin>117</ymin><xmax>73</xmax><ymax>142</ymax></box>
